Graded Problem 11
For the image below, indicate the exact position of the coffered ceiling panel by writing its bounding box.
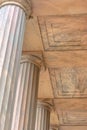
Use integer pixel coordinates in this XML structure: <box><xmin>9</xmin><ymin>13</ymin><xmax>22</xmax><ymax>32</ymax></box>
<box><xmin>59</xmin><ymin>111</ymin><xmax>87</xmax><ymax>125</ymax></box>
<box><xmin>49</xmin><ymin>67</ymin><xmax>87</xmax><ymax>98</ymax></box>
<box><xmin>59</xmin><ymin>126</ymin><xmax>87</xmax><ymax>130</ymax></box>
<box><xmin>54</xmin><ymin>99</ymin><xmax>87</xmax><ymax>125</ymax></box>
<box><xmin>38</xmin><ymin>15</ymin><xmax>87</xmax><ymax>51</ymax></box>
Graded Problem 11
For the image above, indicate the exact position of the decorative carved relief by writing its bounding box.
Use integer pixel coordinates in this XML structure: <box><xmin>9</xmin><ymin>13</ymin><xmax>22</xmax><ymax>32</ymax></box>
<box><xmin>59</xmin><ymin>111</ymin><xmax>87</xmax><ymax>125</ymax></box>
<box><xmin>38</xmin><ymin>15</ymin><xmax>87</xmax><ymax>51</ymax></box>
<box><xmin>49</xmin><ymin>67</ymin><xmax>87</xmax><ymax>98</ymax></box>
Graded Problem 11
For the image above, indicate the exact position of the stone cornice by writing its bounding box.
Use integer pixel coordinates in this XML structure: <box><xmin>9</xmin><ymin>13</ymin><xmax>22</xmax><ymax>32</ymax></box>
<box><xmin>0</xmin><ymin>0</ymin><xmax>31</xmax><ymax>17</ymax></box>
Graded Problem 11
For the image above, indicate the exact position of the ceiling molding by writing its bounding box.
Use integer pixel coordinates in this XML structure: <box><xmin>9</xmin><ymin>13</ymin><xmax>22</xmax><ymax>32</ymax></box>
<box><xmin>38</xmin><ymin>14</ymin><xmax>87</xmax><ymax>51</ymax></box>
<box><xmin>49</xmin><ymin>67</ymin><xmax>87</xmax><ymax>98</ymax></box>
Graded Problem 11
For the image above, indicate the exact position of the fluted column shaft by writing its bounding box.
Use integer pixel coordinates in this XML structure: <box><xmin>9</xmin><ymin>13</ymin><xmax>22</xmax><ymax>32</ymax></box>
<box><xmin>0</xmin><ymin>3</ymin><xmax>29</xmax><ymax>130</ymax></box>
<box><xmin>35</xmin><ymin>101</ymin><xmax>51</xmax><ymax>130</ymax></box>
<box><xmin>11</xmin><ymin>55</ymin><xmax>41</xmax><ymax>130</ymax></box>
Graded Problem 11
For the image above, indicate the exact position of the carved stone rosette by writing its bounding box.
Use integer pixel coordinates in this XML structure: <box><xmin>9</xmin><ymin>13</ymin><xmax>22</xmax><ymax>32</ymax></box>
<box><xmin>0</xmin><ymin>0</ymin><xmax>31</xmax><ymax>17</ymax></box>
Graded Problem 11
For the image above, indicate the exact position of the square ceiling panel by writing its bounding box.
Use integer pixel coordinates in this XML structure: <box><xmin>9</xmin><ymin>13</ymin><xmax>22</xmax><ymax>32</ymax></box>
<box><xmin>49</xmin><ymin>67</ymin><xmax>87</xmax><ymax>98</ymax></box>
<box><xmin>59</xmin><ymin>126</ymin><xmax>87</xmax><ymax>130</ymax></box>
<box><xmin>38</xmin><ymin>15</ymin><xmax>87</xmax><ymax>51</ymax></box>
<box><xmin>58</xmin><ymin>111</ymin><xmax>87</xmax><ymax>125</ymax></box>
<box><xmin>54</xmin><ymin>99</ymin><xmax>87</xmax><ymax>125</ymax></box>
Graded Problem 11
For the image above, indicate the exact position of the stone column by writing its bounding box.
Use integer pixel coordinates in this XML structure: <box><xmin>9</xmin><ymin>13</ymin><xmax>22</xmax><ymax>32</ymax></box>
<box><xmin>35</xmin><ymin>101</ymin><xmax>51</xmax><ymax>130</ymax></box>
<box><xmin>11</xmin><ymin>55</ymin><xmax>41</xmax><ymax>130</ymax></box>
<box><xmin>0</xmin><ymin>1</ymin><xmax>31</xmax><ymax>130</ymax></box>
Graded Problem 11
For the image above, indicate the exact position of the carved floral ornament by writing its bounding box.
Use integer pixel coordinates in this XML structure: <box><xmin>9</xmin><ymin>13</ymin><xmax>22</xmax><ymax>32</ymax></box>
<box><xmin>0</xmin><ymin>0</ymin><xmax>31</xmax><ymax>17</ymax></box>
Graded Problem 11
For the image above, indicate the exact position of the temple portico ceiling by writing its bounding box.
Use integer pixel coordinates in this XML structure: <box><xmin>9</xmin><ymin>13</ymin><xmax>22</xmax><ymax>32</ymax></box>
<box><xmin>22</xmin><ymin>0</ymin><xmax>87</xmax><ymax>128</ymax></box>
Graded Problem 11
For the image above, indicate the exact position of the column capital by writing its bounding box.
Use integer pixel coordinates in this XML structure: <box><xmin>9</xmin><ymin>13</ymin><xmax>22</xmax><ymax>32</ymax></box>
<box><xmin>37</xmin><ymin>100</ymin><xmax>52</xmax><ymax>111</ymax></box>
<box><xmin>50</xmin><ymin>126</ymin><xmax>58</xmax><ymax>130</ymax></box>
<box><xmin>22</xmin><ymin>51</ymin><xmax>46</xmax><ymax>70</ymax></box>
<box><xmin>0</xmin><ymin>0</ymin><xmax>31</xmax><ymax>17</ymax></box>
<box><xmin>21</xmin><ymin>54</ymin><xmax>42</xmax><ymax>68</ymax></box>
<box><xmin>50</xmin><ymin>128</ymin><xmax>57</xmax><ymax>130</ymax></box>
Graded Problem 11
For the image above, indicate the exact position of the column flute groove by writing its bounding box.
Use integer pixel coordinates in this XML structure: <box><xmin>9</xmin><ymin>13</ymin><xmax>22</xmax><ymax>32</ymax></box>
<box><xmin>35</xmin><ymin>101</ymin><xmax>51</xmax><ymax>130</ymax></box>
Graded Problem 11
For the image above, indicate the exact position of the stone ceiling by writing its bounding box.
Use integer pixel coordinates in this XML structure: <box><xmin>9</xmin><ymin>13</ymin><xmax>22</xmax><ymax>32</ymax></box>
<box><xmin>22</xmin><ymin>0</ymin><xmax>87</xmax><ymax>129</ymax></box>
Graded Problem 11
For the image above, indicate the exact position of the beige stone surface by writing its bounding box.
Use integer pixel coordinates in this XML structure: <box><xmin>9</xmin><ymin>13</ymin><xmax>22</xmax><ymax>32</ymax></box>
<box><xmin>54</xmin><ymin>99</ymin><xmax>87</xmax><ymax>125</ymax></box>
<box><xmin>38</xmin><ymin>69</ymin><xmax>54</xmax><ymax>98</ymax></box>
<box><xmin>31</xmin><ymin>0</ymin><xmax>87</xmax><ymax>16</ymax></box>
<box><xmin>50</xmin><ymin>110</ymin><xmax>59</xmax><ymax>126</ymax></box>
<box><xmin>23</xmin><ymin>17</ymin><xmax>43</xmax><ymax>51</ymax></box>
<box><xmin>59</xmin><ymin>126</ymin><xmax>87</xmax><ymax>130</ymax></box>
<box><xmin>22</xmin><ymin>0</ymin><xmax>87</xmax><ymax>127</ymax></box>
